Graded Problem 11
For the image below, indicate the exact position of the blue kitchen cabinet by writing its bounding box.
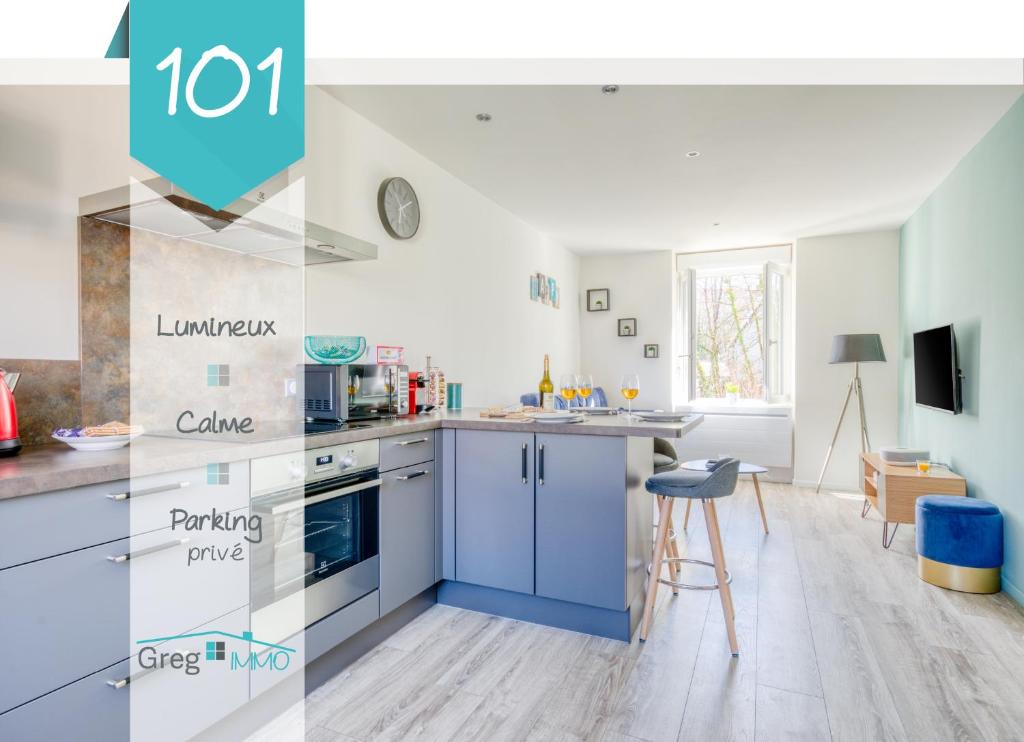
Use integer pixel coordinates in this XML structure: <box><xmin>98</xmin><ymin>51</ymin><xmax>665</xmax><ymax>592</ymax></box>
<box><xmin>454</xmin><ymin>430</ymin><xmax>535</xmax><ymax>594</ymax></box>
<box><xmin>535</xmin><ymin>433</ymin><xmax>627</xmax><ymax>611</ymax></box>
<box><xmin>380</xmin><ymin>463</ymin><xmax>437</xmax><ymax>615</ymax></box>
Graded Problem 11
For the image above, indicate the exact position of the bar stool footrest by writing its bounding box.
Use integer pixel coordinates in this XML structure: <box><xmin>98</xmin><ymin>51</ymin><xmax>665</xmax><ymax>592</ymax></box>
<box><xmin>647</xmin><ymin>557</ymin><xmax>732</xmax><ymax>591</ymax></box>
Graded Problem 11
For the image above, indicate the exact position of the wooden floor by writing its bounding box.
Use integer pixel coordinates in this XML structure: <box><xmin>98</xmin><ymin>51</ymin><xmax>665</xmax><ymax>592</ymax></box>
<box><xmin>254</xmin><ymin>481</ymin><xmax>1024</xmax><ymax>741</ymax></box>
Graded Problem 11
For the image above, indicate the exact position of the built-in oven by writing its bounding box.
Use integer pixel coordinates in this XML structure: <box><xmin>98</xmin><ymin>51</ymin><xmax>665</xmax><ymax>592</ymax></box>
<box><xmin>250</xmin><ymin>439</ymin><xmax>380</xmax><ymax>642</ymax></box>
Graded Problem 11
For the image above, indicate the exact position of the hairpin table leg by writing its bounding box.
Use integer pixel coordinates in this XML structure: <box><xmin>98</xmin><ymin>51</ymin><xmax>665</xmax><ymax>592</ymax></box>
<box><xmin>882</xmin><ymin>521</ymin><xmax>899</xmax><ymax>549</ymax></box>
<box><xmin>861</xmin><ymin>498</ymin><xmax>871</xmax><ymax>519</ymax></box>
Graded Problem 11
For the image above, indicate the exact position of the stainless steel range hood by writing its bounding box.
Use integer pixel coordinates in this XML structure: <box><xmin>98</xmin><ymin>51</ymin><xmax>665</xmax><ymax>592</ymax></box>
<box><xmin>79</xmin><ymin>176</ymin><xmax>377</xmax><ymax>266</ymax></box>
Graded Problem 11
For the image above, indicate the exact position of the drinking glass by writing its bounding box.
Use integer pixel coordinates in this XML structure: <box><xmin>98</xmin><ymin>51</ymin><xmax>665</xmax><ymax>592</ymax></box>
<box><xmin>576</xmin><ymin>374</ymin><xmax>594</xmax><ymax>408</ymax></box>
<box><xmin>560</xmin><ymin>374</ymin><xmax>578</xmax><ymax>408</ymax></box>
<box><xmin>916</xmin><ymin>460</ymin><xmax>931</xmax><ymax>475</ymax></box>
<box><xmin>620</xmin><ymin>374</ymin><xmax>640</xmax><ymax>418</ymax></box>
<box><xmin>347</xmin><ymin>374</ymin><xmax>360</xmax><ymax>398</ymax></box>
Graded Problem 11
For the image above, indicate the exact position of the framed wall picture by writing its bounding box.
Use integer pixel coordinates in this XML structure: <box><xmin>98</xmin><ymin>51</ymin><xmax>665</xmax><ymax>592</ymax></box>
<box><xmin>643</xmin><ymin>343</ymin><xmax>659</xmax><ymax>359</ymax></box>
<box><xmin>530</xmin><ymin>274</ymin><xmax>540</xmax><ymax>301</ymax></box>
<box><xmin>618</xmin><ymin>318</ymin><xmax>637</xmax><ymax>337</ymax></box>
<box><xmin>538</xmin><ymin>273</ymin><xmax>550</xmax><ymax>304</ymax></box>
<box><xmin>587</xmin><ymin>288</ymin><xmax>610</xmax><ymax>312</ymax></box>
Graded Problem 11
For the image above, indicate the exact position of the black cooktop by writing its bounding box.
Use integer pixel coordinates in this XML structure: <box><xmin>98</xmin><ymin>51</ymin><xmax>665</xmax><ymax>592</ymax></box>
<box><xmin>304</xmin><ymin>420</ymin><xmax>373</xmax><ymax>436</ymax></box>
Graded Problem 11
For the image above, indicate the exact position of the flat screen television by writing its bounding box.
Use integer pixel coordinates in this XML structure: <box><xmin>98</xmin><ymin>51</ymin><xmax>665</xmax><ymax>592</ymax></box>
<box><xmin>913</xmin><ymin>324</ymin><xmax>963</xmax><ymax>414</ymax></box>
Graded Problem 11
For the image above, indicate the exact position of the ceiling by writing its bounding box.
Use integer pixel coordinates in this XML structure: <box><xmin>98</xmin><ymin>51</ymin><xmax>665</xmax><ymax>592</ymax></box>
<box><xmin>323</xmin><ymin>85</ymin><xmax>1021</xmax><ymax>255</ymax></box>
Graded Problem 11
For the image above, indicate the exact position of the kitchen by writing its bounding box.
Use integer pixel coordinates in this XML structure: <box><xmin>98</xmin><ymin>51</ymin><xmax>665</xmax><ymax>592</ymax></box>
<box><xmin>5</xmin><ymin>79</ymin><xmax>1024</xmax><ymax>742</ymax></box>
<box><xmin>0</xmin><ymin>84</ymin><xmax>703</xmax><ymax>741</ymax></box>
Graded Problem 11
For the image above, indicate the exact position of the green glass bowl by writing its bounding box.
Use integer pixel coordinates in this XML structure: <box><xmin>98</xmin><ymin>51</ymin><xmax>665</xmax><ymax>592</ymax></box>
<box><xmin>304</xmin><ymin>335</ymin><xmax>367</xmax><ymax>364</ymax></box>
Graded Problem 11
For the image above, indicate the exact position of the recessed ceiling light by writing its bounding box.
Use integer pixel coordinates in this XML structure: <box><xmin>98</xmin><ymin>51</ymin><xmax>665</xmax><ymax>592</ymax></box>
<box><xmin>686</xmin><ymin>151</ymin><xmax>701</xmax><ymax>158</ymax></box>
<box><xmin>601</xmin><ymin>84</ymin><xmax>620</xmax><ymax>95</ymax></box>
<box><xmin>476</xmin><ymin>113</ymin><xmax>492</xmax><ymax>122</ymax></box>
<box><xmin>712</xmin><ymin>223</ymin><xmax>720</xmax><ymax>227</ymax></box>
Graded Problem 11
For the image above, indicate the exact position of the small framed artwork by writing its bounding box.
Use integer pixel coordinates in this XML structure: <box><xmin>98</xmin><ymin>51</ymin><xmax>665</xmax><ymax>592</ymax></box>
<box><xmin>548</xmin><ymin>277</ymin><xmax>559</xmax><ymax>309</ymax></box>
<box><xmin>529</xmin><ymin>274</ymin><xmax>540</xmax><ymax>301</ymax></box>
<box><xmin>587</xmin><ymin>288</ymin><xmax>610</xmax><ymax>312</ymax></box>
<box><xmin>618</xmin><ymin>318</ymin><xmax>637</xmax><ymax>337</ymax></box>
<box><xmin>538</xmin><ymin>273</ymin><xmax>550</xmax><ymax>304</ymax></box>
<box><xmin>643</xmin><ymin>343</ymin><xmax>659</xmax><ymax>359</ymax></box>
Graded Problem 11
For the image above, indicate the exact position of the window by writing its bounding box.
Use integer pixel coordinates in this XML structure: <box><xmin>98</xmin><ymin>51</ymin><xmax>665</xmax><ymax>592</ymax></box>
<box><xmin>675</xmin><ymin>246</ymin><xmax>791</xmax><ymax>407</ymax></box>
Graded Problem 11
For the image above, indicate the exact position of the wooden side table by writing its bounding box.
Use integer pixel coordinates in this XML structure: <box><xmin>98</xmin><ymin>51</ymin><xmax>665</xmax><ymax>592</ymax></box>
<box><xmin>860</xmin><ymin>452</ymin><xmax>967</xmax><ymax>548</ymax></box>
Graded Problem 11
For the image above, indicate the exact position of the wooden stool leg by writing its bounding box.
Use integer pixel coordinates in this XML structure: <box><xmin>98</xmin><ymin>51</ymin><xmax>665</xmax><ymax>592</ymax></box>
<box><xmin>752</xmin><ymin>473</ymin><xmax>769</xmax><ymax>535</ymax></box>
<box><xmin>640</xmin><ymin>496</ymin><xmax>674</xmax><ymax>641</ymax></box>
<box><xmin>666</xmin><ymin>515</ymin><xmax>681</xmax><ymax>595</ymax></box>
<box><xmin>683</xmin><ymin>499</ymin><xmax>693</xmax><ymax>530</ymax></box>
<box><xmin>703</xmin><ymin>499</ymin><xmax>739</xmax><ymax>656</ymax></box>
<box><xmin>656</xmin><ymin>496</ymin><xmax>681</xmax><ymax>591</ymax></box>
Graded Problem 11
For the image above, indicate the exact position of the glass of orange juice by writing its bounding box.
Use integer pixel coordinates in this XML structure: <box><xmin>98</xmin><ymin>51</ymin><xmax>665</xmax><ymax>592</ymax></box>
<box><xmin>559</xmin><ymin>374</ymin><xmax>577</xmax><ymax>408</ymax></box>
<box><xmin>620</xmin><ymin>374</ymin><xmax>640</xmax><ymax>418</ymax></box>
<box><xmin>917</xmin><ymin>460</ymin><xmax>931</xmax><ymax>474</ymax></box>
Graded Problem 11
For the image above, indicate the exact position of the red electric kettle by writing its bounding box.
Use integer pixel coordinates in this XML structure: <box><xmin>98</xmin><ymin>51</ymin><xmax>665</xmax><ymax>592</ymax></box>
<box><xmin>0</xmin><ymin>369</ymin><xmax>22</xmax><ymax>457</ymax></box>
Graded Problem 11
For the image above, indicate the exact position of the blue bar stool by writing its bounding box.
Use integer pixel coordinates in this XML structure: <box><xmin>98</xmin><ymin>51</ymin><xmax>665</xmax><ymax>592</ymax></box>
<box><xmin>640</xmin><ymin>458</ymin><xmax>741</xmax><ymax>655</ymax></box>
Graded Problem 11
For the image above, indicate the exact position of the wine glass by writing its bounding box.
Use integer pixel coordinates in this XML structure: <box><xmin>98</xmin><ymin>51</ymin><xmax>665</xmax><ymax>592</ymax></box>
<box><xmin>560</xmin><ymin>374</ymin><xmax>578</xmax><ymax>408</ymax></box>
<box><xmin>347</xmin><ymin>374</ymin><xmax>360</xmax><ymax>398</ymax></box>
<box><xmin>620</xmin><ymin>374</ymin><xmax>639</xmax><ymax>418</ymax></box>
<box><xmin>576</xmin><ymin>374</ymin><xmax>594</xmax><ymax>409</ymax></box>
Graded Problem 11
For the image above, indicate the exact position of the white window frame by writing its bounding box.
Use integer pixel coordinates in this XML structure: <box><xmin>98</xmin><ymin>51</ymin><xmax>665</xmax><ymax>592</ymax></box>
<box><xmin>674</xmin><ymin>245</ymin><xmax>792</xmax><ymax>410</ymax></box>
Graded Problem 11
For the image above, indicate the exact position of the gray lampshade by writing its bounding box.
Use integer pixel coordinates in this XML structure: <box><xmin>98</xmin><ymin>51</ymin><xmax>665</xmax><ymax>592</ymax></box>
<box><xmin>829</xmin><ymin>334</ymin><xmax>886</xmax><ymax>364</ymax></box>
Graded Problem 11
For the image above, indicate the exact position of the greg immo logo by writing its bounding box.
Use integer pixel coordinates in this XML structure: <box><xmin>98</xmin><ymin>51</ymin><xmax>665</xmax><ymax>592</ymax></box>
<box><xmin>137</xmin><ymin>629</ymin><xmax>294</xmax><ymax>677</ymax></box>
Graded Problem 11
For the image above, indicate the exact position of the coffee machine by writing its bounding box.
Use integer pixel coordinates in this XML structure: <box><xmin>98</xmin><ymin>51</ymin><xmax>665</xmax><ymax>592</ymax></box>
<box><xmin>0</xmin><ymin>369</ymin><xmax>22</xmax><ymax>457</ymax></box>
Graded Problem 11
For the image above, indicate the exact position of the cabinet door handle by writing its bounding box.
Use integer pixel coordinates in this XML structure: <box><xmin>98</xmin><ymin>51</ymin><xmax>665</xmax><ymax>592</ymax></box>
<box><xmin>107</xmin><ymin>663</ymin><xmax>163</xmax><ymax>689</ymax></box>
<box><xmin>107</xmin><ymin>537</ymin><xmax>189</xmax><ymax>563</ymax></box>
<box><xmin>396</xmin><ymin>437</ymin><xmax>430</xmax><ymax>446</ymax></box>
<box><xmin>396</xmin><ymin>469</ymin><xmax>429</xmax><ymax>481</ymax></box>
<box><xmin>521</xmin><ymin>443</ymin><xmax>528</xmax><ymax>484</ymax></box>
<box><xmin>538</xmin><ymin>443</ymin><xmax>545</xmax><ymax>486</ymax></box>
<box><xmin>107</xmin><ymin>481</ymin><xmax>190</xmax><ymax>501</ymax></box>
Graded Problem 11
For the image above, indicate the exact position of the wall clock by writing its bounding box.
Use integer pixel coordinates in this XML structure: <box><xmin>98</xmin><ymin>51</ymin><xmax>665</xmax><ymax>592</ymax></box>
<box><xmin>377</xmin><ymin>177</ymin><xmax>420</xmax><ymax>240</ymax></box>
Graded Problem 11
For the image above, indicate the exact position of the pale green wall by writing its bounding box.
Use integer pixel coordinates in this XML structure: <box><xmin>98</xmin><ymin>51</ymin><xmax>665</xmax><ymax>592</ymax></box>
<box><xmin>899</xmin><ymin>94</ymin><xmax>1024</xmax><ymax>602</ymax></box>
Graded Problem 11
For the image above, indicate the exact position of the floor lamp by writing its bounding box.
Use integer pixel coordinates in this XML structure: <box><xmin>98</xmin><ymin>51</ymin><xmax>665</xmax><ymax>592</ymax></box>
<box><xmin>815</xmin><ymin>334</ymin><xmax>886</xmax><ymax>493</ymax></box>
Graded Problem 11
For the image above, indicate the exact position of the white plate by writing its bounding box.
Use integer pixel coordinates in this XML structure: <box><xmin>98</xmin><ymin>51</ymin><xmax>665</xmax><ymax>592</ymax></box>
<box><xmin>633</xmin><ymin>411</ymin><xmax>689</xmax><ymax>422</ymax></box>
<box><xmin>527</xmin><ymin>412</ymin><xmax>585</xmax><ymax>423</ymax></box>
<box><xmin>581</xmin><ymin>406</ymin><xmax>617</xmax><ymax>415</ymax></box>
<box><xmin>52</xmin><ymin>432</ymin><xmax>142</xmax><ymax>451</ymax></box>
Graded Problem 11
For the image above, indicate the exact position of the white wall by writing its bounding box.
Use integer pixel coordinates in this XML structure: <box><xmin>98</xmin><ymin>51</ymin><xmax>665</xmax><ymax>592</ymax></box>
<box><xmin>302</xmin><ymin>88</ymin><xmax>580</xmax><ymax>407</ymax></box>
<box><xmin>793</xmin><ymin>230</ymin><xmax>900</xmax><ymax>490</ymax></box>
<box><xmin>0</xmin><ymin>86</ymin><xmax>138</xmax><ymax>359</ymax></box>
<box><xmin>578</xmin><ymin>251</ymin><xmax>674</xmax><ymax>409</ymax></box>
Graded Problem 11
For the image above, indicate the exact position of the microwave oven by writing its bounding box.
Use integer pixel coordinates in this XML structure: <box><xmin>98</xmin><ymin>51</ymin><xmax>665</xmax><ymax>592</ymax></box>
<box><xmin>303</xmin><ymin>364</ymin><xmax>409</xmax><ymax>421</ymax></box>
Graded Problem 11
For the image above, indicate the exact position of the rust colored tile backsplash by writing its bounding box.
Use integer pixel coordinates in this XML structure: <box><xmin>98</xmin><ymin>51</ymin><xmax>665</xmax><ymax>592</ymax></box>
<box><xmin>0</xmin><ymin>359</ymin><xmax>82</xmax><ymax>446</ymax></box>
<box><xmin>79</xmin><ymin>216</ymin><xmax>130</xmax><ymax>425</ymax></box>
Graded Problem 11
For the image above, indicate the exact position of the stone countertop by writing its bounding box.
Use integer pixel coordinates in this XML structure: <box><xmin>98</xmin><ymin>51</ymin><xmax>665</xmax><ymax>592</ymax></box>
<box><xmin>0</xmin><ymin>409</ymin><xmax>702</xmax><ymax>501</ymax></box>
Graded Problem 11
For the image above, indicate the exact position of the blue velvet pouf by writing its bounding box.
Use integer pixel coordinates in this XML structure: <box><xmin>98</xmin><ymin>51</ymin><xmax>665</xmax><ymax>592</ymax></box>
<box><xmin>916</xmin><ymin>495</ymin><xmax>1003</xmax><ymax>594</ymax></box>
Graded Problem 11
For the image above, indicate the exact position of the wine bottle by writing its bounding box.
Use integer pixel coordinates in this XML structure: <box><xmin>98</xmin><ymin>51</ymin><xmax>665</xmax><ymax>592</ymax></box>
<box><xmin>539</xmin><ymin>354</ymin><xmax>554</xmax><ymax>410</ymax></box>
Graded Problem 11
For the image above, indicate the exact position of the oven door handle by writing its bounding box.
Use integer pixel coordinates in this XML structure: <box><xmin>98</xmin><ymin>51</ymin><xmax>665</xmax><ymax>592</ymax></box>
<box><xmin>269</xmin><ymin>478</ymin><xmax>382</xmax><ymax>515</ymax></box>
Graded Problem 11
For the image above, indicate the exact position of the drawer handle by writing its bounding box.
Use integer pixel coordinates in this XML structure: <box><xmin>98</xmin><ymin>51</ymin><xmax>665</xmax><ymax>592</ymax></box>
<box><xmin>396</xmin><ymin>469</ymin><xmax>429</xmax><ymax>481</ymax></box>
<box><xmin>107</xmin><ymin>664</ymin><xmax>162</xmax><ymax>689</ymax></box>
<box><xmin>395</xmin><ymin>437</ymin><xmax>430</xmax><ymax>446</ymax></box>
<box><xmin>107</xmin><ymin>481</ymin><xmax>190</xmax><ymax>502</ymax></box>
<box><xmin>107</xmin><ymin>537</ymin><xmax>189</xmax><ymax>563</ymax></box>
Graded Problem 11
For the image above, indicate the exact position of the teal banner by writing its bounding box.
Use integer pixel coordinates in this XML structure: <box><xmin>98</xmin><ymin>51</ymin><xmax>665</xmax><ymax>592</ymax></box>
<box><xmin>129</xmin><ymin>0</ymin><xmax>304</xmax><ymax>210</ymax></box>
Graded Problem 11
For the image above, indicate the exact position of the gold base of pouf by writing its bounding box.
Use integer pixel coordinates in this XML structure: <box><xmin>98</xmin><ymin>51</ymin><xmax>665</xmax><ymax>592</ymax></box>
<box><xmin>918</xmin><ymin>555</ymin><xmax>1001</xmax><ymax>594</ymax></box>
